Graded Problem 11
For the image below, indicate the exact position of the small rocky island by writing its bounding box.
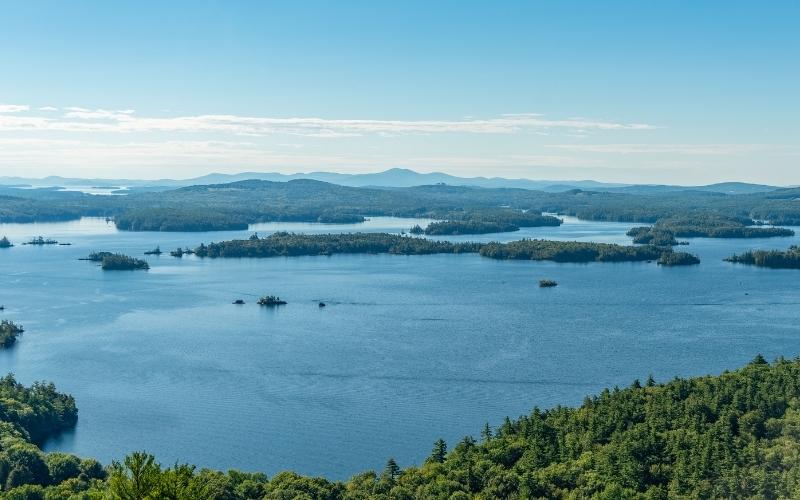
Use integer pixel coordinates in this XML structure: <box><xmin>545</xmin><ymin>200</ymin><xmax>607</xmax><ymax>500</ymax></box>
<box><xmin>657</xmin><ymin>251</ymin><xmax>701</xmax><ymax>266</ymax></box>
<box><xmin>170</xmin><ymin>247</ymin><xmax>195</xmax><ymax>258</ymax></box>
<box><xmin>23</xmin><ymin>236</ymin><xmax>59</xmax><ymax>245</ymax></box>
<box><xmin>257</xmin><ymin>295</ymin><xmax>287</xmax><ymax>306</ymax></box>
<box><xmin>539</xmin><ymin>279</ymin><xmax>558</xmax><ymax>288</ymax></box>
<box><xmin>86</xmin><ymin>253</ymin><xmax>150</xmax><ymax>270</ymax></box>
<box><xmin>0</xmin><ymin>320</ymin><xmax>24</xmax><ymax>348</ymax></box>
<box><xmin>144</xmin><ymin>246</ymin><xmax>162</xmax><ymax>255</ymax></box>
<box><xmin>0</xmin><ymin>236</ymin><xmax>13</xmax><ymax>248</ymax></box>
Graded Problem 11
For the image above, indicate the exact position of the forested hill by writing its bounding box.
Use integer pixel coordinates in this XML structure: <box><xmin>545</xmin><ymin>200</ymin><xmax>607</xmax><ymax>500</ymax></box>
<box><xmin>1</xmin><ymin>179</ymin><xmax>799</xmax><ymax>231</ymax></box>
<box><xmin>6</xmin><ymin>356</ymin><xmax>800</xmax><ymax>498</ymax></box>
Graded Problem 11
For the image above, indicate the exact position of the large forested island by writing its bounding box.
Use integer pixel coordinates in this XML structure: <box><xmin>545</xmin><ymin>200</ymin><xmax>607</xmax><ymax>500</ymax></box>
<box><xmin>478</xmin><ymin>239</ymin><xmax>664</xmax><ymax>263</ymax></box>
<box><xmin>193</xmin><ymin>233</ymin><xmax>673</xmax><ymax>265</ymax></box>
<box><xmin>4</xmin><ymin>356</ymin><xmax>800</xmax><ymax>498</ymax></box>
<box><xmin>725</xmin><ymin>246</ymin><xmax>800</xmax><ymax>269</ymax></box>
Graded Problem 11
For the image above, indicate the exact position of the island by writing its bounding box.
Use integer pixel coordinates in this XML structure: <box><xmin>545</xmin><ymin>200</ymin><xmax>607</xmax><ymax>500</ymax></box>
<box><xmin>194</xmin><ymin>232</ymin><xmax>481</xmax><ymax>258</ymax></box>
<box><xmin>539</xmin><ymin>279</ymin><xmax>558</xmax><ymax>287</ymax></box>
<box><xmin>629</xmin><ymin>215</ymin><xmax>794</xmax><ymax>245</ymax></box>
<box><xmin>422</xmin><ymin>211</ymin><xmax>562</xmax><ymax>235</ymax></box>
<box><xmin>478</xmin><ymin>239</ymin><xmax>663</xmax><ymax>262</ymax></box>
<box><xmin>725</xmin><ymin>245</ymin><xmax>800</xmax><ymax>269</ymax></box>
<box><xmin>0</xmin><ymin>236</ymin><xmax>12</xmax><ymax>248</ymax></box>
<box><xmin>79</xmin><ymin>251</ymin><xmax>114</xmax><ymax>262</ymax></box>
<box><xmin>170</xmin><ymin>247</ymin><xmax>195</xmax><ymax>257</ymax></box>
<box><xmin>99</xmin><ymin>254</ymin><xmax>150</xmax><ymax>270</ymax></box>
<box><xmin>0</xmin><ymin>320</ymin><xmax>23</xmax><ymax>348</ymax></box>
<box><xmin>23</xmin><ymin>236</ymin><xmax>59</xmax><ymax>245</ymax></box>
<box><xmin>191</xmin><ymin>233</ymin><xmax>676</xmax><ymax>265</ymax></box>
<box><xmin>144</xmin><ymin>246</ymin><xmax>162</xmax><ymax>255</ymax></box>
<box><xmin>423</xmin><ymin>220</ymin><xmax>519</xmax><ymax>235</ymax></box>
<box><xmin>257</xmin><ymin>295</ymin><xmax>287</xmax><ymax>306</ymax></box>
<box><xmin>657</xmin><ymin>251</ymin><xmax>701</xmax><ymax>266</ymax></box>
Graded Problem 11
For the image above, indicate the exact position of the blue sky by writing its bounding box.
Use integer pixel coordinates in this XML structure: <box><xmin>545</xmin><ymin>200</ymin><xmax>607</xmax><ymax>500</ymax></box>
<box><xmin>0</xmin><ymin>0</ymin><xmax>798</xmax><ymax>184</ymax></box>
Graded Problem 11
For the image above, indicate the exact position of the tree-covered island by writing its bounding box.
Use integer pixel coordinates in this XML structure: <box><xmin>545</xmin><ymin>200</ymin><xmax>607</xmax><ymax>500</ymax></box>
<box><xmin>192</xmin><ymin>233</ymin><xmax>675</xmax><ymax>265</ymax></box>
<box><xmin>98</xmin><ymin>254</ymin><xmax>150</xmax><ymax>271</ymax></box>
<box><xmin>725</xmin><ymin>246</ymin><xmax>800</xmax><ymax>269</ymax></box>
<box><xmin>0</xmin><ymin>320</ymin><xmax>24</xmax><ymax>348</ymax></box>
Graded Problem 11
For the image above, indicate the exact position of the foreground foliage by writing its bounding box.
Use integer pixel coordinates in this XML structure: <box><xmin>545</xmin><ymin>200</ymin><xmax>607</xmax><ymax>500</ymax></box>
<box><xmin>9</xmin><ymin>357</ymin><xmax>800</xmax><ymax>498</ymax></box>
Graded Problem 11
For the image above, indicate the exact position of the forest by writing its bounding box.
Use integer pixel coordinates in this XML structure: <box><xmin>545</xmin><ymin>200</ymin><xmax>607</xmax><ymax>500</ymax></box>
<box><xmin>194</xmin><ymin>232</ymin><xmax>481</xmax><ymax>258</ymax></box>
<box><xmin>478</xmin><ymin>239</ymin><xmax>664</xmax><ymax>263</ymax></box>
<box><xmin>193</xmin><ymin>233</ymin><xmax>674</xmax><ymax>265</ymax></box>
<box><xmin>725</xmin><ymin>246</ymin><xmax>800</xmax><ymax>269</ymax></box>
<box><xmin>1</xmin><ymin>180</ymin><xmax>800</xmax><ymax>233</ymax></box>
<box><xmin>5</xmin><ymin>356</ymin><xmax>800</xmax><ymax>498</ymax></box>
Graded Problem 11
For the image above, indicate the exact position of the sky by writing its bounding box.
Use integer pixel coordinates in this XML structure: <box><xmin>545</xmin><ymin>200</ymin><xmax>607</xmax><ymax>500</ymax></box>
<box><xmin>0</xmin><ymin>0</ymin><xmax>798</xmax><ymax>184</ymax></box>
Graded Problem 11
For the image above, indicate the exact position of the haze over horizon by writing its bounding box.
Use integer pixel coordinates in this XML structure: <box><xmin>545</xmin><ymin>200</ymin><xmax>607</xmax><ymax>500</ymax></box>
<box><xmin>1</xmin><ymin>1</ymin><xmax>798</xmax><ymax>184</ymax></box>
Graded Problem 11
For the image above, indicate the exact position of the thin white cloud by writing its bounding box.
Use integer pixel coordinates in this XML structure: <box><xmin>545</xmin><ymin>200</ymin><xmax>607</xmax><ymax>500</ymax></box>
<box><xmin>547</xmin><ymin>143</ymin><xmax>775</xmax><ymax>155</ymax></box>
<box><xmin>0</xmin><ymin>104</ymin><xmax>657</xmax><ymax>137</ymax></box>
<box><xmin>0</xmin><ymin>104</ymin><xmax>29</xmax><ymax>113</ymax></box>
<box><xmin>38</xmin><ymin>106</ymin><xmax>59</xmax><ymax>112</ymax></box>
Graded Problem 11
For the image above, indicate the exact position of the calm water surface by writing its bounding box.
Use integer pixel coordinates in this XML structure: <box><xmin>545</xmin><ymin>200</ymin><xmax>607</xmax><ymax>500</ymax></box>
<box><xmin>1</xmin><ymin>216</ymin><xmax>799</xmax><ymax>478</ymax></box>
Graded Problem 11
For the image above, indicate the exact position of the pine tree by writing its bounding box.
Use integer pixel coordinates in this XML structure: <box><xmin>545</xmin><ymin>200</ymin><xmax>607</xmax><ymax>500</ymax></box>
<box><xmin>427</xmin><ymin>439</ymin><xmax>447</xmax><ymax>463</ymax></box>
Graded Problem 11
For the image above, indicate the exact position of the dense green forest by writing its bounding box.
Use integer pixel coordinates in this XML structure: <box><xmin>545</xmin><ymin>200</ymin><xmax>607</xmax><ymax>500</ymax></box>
<box><xmin>8</xmin><ymin>357</ymin><xmax>800</xmax><ymax>498</ymax></box>
<box><xmin>194</xmin><ymin>232</ymin><xmax>481</xmax><ymax>258</ymax></box>
<box><xmin>725</xmin><ymin>246</ymin><xmax>800</xmax><ymax>269</ymax></box>
<box><xmin>423</xmin><ymin>220</ymin><xmax>519</xmax><ymax>235</ymax></box>
<box><xmin>193</xmin><ymin>233</ymin><xmax>673</xmax><ymax>265</ymax></box>
<box><xmin>2</xmin><ymin>180</ymin><xmax>800</xmax><ymax>232</ymax></box>
<box><xmin>478</xmin><ymin>239</ymin><xmax>664</xmax><ymax>263</ymax></box>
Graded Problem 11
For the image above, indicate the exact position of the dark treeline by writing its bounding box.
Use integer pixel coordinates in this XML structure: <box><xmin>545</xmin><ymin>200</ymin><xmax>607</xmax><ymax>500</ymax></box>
<box><xmin>423</xmin><ymin>220</ymin><xmax>519</xmax><ymax>235</ymax></box>
<box><xmin>3</xmin><ymin>179</ymin><xmax>800</xmax><ymax>232</ymax></box>
<box><xmin>195</xmin><ymin>232</ymin><xmax>481</xmax><ymax>258</ymax></box>
<box><xmin>8</xmin><ymin>357</ymin><xmax>800</xmax><ymax>498</ymax></box>
<box><xmin>478</xmin><ymin>239</ymin><xmax>664</xmax><ymax>263</ymax></box>
<box><xmin>726</xmin><ymin>245</ymin><xmax>800</xmax><ymax>269</ymax></box>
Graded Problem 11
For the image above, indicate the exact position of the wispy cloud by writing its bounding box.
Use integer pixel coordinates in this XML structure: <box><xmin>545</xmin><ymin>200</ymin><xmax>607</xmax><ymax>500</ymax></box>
<box><xmin>0</xmin><ymin>104</ymin><xmax>656</xmax><ymax>137</ymax></box>
<box><xmin>547</xmin><ymin>143</ymin><xmax>775</xmax><ymax>155</ymax></box>
<box><xmin>0</xmin><ymin>104</ymin><xmax>29</xmax><ymax>113</ymax></box>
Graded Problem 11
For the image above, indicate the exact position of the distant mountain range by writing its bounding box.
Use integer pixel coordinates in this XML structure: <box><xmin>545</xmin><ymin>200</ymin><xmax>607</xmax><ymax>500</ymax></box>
<box><xmin>0</xmin><ymin>168</ymin><xmax>784</xmax><ymax>195</ymax></box>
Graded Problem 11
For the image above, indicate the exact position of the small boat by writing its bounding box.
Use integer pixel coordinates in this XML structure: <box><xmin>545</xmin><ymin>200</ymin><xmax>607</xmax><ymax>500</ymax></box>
<box><xmin>318</xmin><ymin>302</ymin><xmax>326</xmax><ymax>308</ymax></box>
<box><xmin>232</xmin><ymin>299</ymin><xmax>245</xmax><ymax>305</ymax></box>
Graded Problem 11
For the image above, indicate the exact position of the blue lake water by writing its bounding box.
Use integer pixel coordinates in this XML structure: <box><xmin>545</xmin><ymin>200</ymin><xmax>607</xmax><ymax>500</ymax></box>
<box><xmin>1</xmin><ymin>216</ymin><xmax>799</xmax><ymax>479</ymax></box>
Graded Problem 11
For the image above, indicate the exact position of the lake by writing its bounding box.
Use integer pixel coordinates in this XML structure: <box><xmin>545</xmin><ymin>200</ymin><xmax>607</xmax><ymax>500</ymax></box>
<box><xmin>1</xmin><ymin>216</ymin><xmax>799</xmax><ymax>479</ymax></box>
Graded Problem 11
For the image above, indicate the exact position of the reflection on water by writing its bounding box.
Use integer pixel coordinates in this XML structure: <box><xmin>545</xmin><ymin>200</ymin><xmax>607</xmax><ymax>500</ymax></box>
<box><xmin>0</xmin><ymin>216</ymin><xmax>799</xmax><ymax>478</ymax></box>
